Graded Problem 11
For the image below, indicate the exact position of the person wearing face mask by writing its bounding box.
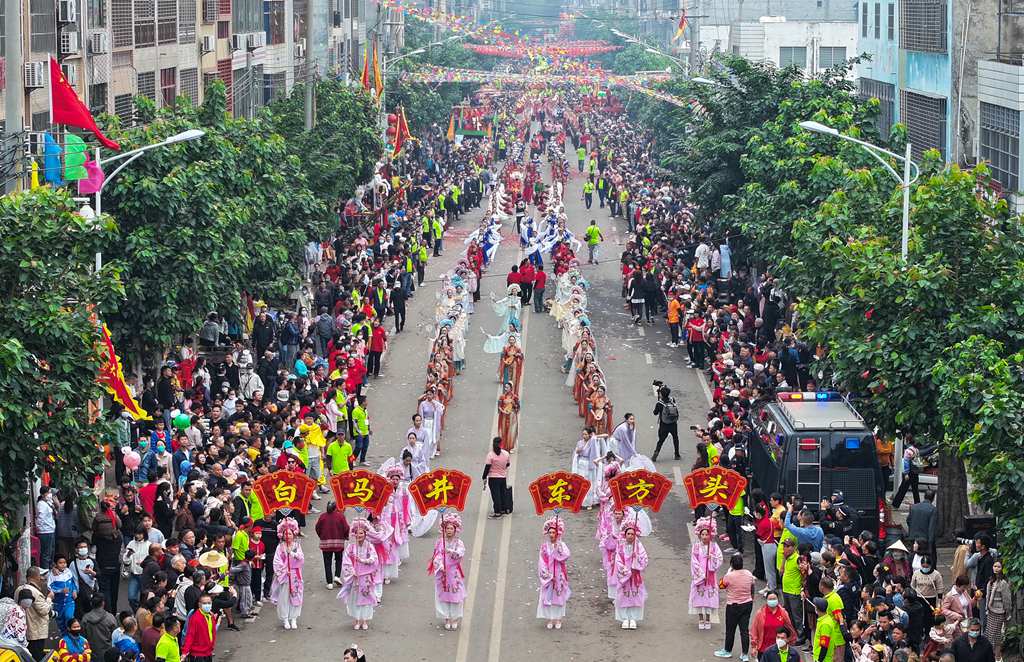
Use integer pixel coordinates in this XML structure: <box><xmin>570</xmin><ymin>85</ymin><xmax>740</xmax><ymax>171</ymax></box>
<box><xmin>53</xmin><ymin>617</ymin><xmax>90</xmax><ymax>662</ymax></box>
<box><xmin>70</xmin><ymin>539</ymin><xmax>96</xmax><ymax>617</ymax></box>
<box><xmin>751</xmin><ymin>593</ymin><xmax>799</xmax><ymax>659</ymax></box>
<box><xmin>182</xmin><ymin>594</ymin><xmax>219</xmax><ymax>662</ymax></box>
<box><xmin>910</xmin><ymin>555</ymin><xmax>943</xmax><ymax>607</ymax></box>
<box><xmin>951</xmin><ymin>618</ymin><xmax>997</xmax><ymax>662</ymax></box>
<box><xmin>758</xmin><ymin>626</ymin><xmax>797</xmax><ymax>662</ymax></box>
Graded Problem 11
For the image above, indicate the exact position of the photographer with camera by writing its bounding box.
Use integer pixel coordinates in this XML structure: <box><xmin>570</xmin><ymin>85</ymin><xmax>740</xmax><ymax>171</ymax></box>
<box><xmin>651</xmin><ymin>381</ymin><xmax>681</xmax><ymax>462</ymax></box>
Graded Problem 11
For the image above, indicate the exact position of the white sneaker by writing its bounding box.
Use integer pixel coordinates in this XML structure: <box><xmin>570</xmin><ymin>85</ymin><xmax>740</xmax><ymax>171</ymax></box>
<box><xmin>327</xmin><ymin>582</ymin><xmax>335</xmax><ymax>589</ymax></box>
<box><xmin>283</xmin><ymin>620</ymin><xmax>292</xmax><ymax>630</ymax></box>
<box><xmin>312</xmin><ymin>493</ymin><xmax>322</xmax><ymax>500</ymax></box>
<box><xmin>621</xmin><ymin>620</ymin><xmax>629</xmax><ymax>629</ymax></box>
<box><xmin>629</xmin><ymin>619</ymin><xmax>637</xmax><ymax>630</ymax></box>
<box><xmin>290</xmin><ymin>619</ymin><xmax>298</xmax><ymax>629</ymax></box>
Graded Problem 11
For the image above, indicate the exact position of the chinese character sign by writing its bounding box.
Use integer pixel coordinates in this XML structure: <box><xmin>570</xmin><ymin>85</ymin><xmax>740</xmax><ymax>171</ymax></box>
<box><xmin>528</xmin><ymin>471</ymin><xmax>591</xmax><ymax>515</ymax></box>
<box><xmin>252</xmin><ymin>471</ymin><xmax>317</xmax><ymax>514</ymax></box>
<box><xmin>683</xmin><ymin>467</ymin><xmax>747</xmax><ymax>511</ymax></box>
<box><xmin>330</xmin><ymin>470</ymin><xmax>394</xmax><ymax>517</ymax></box>
<box><xmin>607</xmin><ymin>469</ymin><xmax>672</xmax><ymax>512</ymax></box>
<box><xmin>408</xmin><ymin>468</ymin><xmax>472</xmax><ymax>515</ymax></box>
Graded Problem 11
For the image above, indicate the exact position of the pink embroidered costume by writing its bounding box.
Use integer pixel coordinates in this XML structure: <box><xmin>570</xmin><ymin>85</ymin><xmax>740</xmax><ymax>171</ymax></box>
<box><xmin>689</xmin><ymin>515</ymin><xmax>724</xmax><ymax>627</ymax></box>
<box><xmin>270</xmin><ymin>517</ymin><xmax>305</xmax><ymax>629</ymax></box>
<box><xmin>537</xmin><ymin>517</ymin><xmax>572</xmax><ymax>628</ymax></box>
<box><xmin>613</xmin><ymin>517</ymin><xmax>649</xmax><ymax>629</ymax></box>
<box><xmin>338</xmin><ymin>517</ymin><xmax>380</xmax><ymax>630</ymax></box>
<box><xmin>365</xmin><ymin>515</ymin><xmax>392</xmax><ymax>601</ymax></box>
<box><xmin>428</xmin><ymin>512</ymin><xmax>466</xmax><ymax>630</ymax></box>
<box><xmin>381</xmin><ymin>466</ymin><xmax>409</xmax><ymax>581</ymax></box>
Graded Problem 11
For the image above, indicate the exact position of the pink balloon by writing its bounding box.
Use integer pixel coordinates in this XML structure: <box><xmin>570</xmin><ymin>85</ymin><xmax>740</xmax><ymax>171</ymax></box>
<box><xmin>124</xmin><ymin>450</ymin><xmax>141</xmax><ymax>470</ymax></box>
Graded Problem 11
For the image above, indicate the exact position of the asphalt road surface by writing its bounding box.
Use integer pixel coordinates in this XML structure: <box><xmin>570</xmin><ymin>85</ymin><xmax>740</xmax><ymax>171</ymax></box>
<box><xmin>218</xmin><ymin>155</ymin><xmax>724</xmax><ymax>662</ymax></box>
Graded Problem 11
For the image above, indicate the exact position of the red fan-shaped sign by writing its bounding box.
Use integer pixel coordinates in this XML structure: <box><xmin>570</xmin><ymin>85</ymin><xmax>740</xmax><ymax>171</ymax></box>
<box><xmin>528</xmin><ymin>471</ymin><xmax>591</xmax><ymax>515</ymax></box>
<box><xmin>408</xmin><ymin>468</ymin><xmax>472</xmax><ymax>515</ymax></box>
<box><xmin>683</xmin><ymin>466</ymin><xmax>747</xmax><ymax>511</ymax></box>
<box><xmin>330</xmin><ymin>469</ymin><xmax>395</xmax><ymax>517</ymax></box>
<box><xmin>607</xmin><ymin>469</ymin><xmax>672</xmax><ymax>513</ymax></box>
<box><xmin>253</xmin><ymin>470</ymin><xmax>316</xmax><ymax>515</ymax></box>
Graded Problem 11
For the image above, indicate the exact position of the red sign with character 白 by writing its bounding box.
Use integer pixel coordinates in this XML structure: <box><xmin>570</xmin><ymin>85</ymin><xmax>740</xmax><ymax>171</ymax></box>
<box><xmin>330</xmin><ymin>469</ymin><xmax>395</xmax><ymax>517</ymax></box>
<box><xmin>607</xmin><ymin>469</ymin><xmax>673</xmax><ymax>512</ymax></box>
<box><xmin>408</xmin><ymin>468</ymin><xmax>472</xmax><ymax>515</ymax></box>
<box><xmin>683</xmin><ymin>466</ymin><xmax>747</xmax><ymax>511</ymax></box>
<box><xmin>252</xmin><ymin>470</ymin><xmax>316</xmax><ymax>515</ymax></box>
<box><xmin>528</xmin><ymin>471</ymin><xmax>591</xmax><ymax>515</ymax></box>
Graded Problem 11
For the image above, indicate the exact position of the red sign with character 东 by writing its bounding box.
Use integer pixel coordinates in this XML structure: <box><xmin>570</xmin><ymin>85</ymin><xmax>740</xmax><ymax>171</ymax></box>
<box><xmin>528</xmin><ymin>471</ymin><xmax>591</xmax><ymax>516</ymax></box>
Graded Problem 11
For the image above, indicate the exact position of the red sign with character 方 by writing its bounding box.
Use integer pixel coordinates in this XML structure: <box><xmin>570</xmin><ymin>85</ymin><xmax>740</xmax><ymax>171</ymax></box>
<box><xmin>607</xmin><ymin>469</ymin><xmax>673</xmax><ymax>512</ymax></box>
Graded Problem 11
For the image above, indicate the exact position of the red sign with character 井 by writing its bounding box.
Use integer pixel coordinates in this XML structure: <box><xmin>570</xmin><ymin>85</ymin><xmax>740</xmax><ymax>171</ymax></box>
<box><xmin>528</xmin><ymin>471</ymin><xmax>591</xmax><ymax>515</ymax></box>
<box><xmin>683</xmin><ymin>466</ymin><xmax>747</xmax><ymax>511</ymax></box>
<box><xmin>408</xmin><ymin>468</ymin><xmax>472</xmax><ymax>515</ymax></box>
<box><xmin>607</xmin><ymin>469</ymin><xmax>673</xmax><ymax>512</ymax></box>
<box><xmin>252</xmin><ymin>471</ymin><xmax>316</xmax><ymax>515</ymax></box>
<box><xmin>330</xmin><ymin>469</ymin><xmax>395</xmax><ymax>517</ymax></box>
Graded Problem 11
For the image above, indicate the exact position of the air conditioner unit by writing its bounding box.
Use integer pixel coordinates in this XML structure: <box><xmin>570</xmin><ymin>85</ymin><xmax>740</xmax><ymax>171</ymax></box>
<box><xmin>255</xmin><ymin>32</ymin><xmax>266</xmax><ymax>48</ymax></box>
<box><xmin>230</xmin><ymin>33</ymin><xmax>244</xmax><ymax>51</ymax></box>
<box><xmin>61</xmin><ymin>63</ymin><xmax>78</xmax><ymax>86</ymax></box>
<box><xmin>245</xmin><ymin>32</ymin><xmax>265</xmax><ymax>50</ymax></box>
<box><xmin>57</xmin><ymin>0</ymin><xmax>77</xmax><ymax>23</ymax></box>
<box><xmin>60</xmin><ymin>31</ymin><xmax>80</xmax><ymax>55</ymax></box>
<box><xmin>27</xmin><ymin>131</ymin><xmax>45</xmax><ymax>155</ymax></box>
<box><xmin>89</xmin><ymin>32</ymin><xmax>109</xmax><ymax>53</ymax></box>
<box><xmin>201</xmin><ymin>34</ymin><xmax>214</xmax><ymax>53</ymax></box>
<box><xmin>23</xmin><ymin>61</ymin><xmax>46</xmax><ymax>88</ymax></box>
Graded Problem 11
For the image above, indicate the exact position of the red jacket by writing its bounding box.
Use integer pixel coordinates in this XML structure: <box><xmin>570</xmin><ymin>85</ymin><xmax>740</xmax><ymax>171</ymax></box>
<box><xmin>369</xmin><ymin>326</ymin><xmax>387</xmax><ymax>353</ymax></box>
<box><xmin>182</xmin><ymin>610</ymin><xmax>218</xmax><ymax>658</ymax></box>
<box><xmin>315</xmin><ymin>509</ymin><xmax>350</xmax><ymax>552</ymax></box>
<box><xmin>533</xmin><ymin>270</ymin><xmax>547</xmax><ymax>290</ymax></box>
<box><xmin>519</xmin><ymin>264</ymin><xmax>535</xmax><ymax>284</ymax></box>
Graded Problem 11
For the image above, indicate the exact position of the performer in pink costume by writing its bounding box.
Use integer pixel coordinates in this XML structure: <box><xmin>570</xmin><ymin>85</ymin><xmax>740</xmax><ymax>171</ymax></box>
<box><xmin>428</xmin><ymin>512</ymin><xmax>466</xmax><ymax>630</ymax></box>
<box><xmin>365</xmin><ymin>515</ymin><xmax>392</xmax><ymax>601</ymax></box>
<box><xmin>381</xmin><ymin>466</ymin><xmax>409</xmax><ymax>582</ymax></box>
<box><xmin>537</xmin><ymin>517</ymin><xmax>571</xmax><ymax>630</ymax></box>
<box><xmin>689</xmin><ymin>515</ymin><xmax>724</xmax><ymax>630</ymax></box>
<box><xmin>613</xmin><ymin>516</ymin><xmax>649</xmax><ymax>630</ymax></box>
<box><xmin>338</xmin><ymin>517</ymin><xmax>380</xmax><ymax>631</ymax></box>
<box><xmin>270</xmin><ymin>517</ymin><xmax>304</xmax><ymax>630</ymax></box>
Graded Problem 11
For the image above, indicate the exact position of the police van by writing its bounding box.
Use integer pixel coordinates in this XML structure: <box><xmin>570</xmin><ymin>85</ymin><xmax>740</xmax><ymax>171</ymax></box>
<box><xmin>750</xmin><ymin>392</ymin><xmax>886</xmax><ymax>539</ymax></box>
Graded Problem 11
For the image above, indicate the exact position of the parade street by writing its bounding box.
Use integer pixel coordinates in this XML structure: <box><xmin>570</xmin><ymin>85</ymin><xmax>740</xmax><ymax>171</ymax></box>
<box><xmin>217</xmin><ymin>153</ymin><xmax>715</xmax><ymax>662</ymax></box>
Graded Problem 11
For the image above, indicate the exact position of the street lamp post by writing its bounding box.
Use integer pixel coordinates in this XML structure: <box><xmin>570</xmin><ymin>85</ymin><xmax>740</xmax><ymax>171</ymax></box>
<box><xmin>380</xmin><ymin>35</ymin><xmax>462</xmax><ymax>123</ymax></box>
<box><xmin>799</xmin><ymin>120</ymin><xmax>919</xmax><ymax>261</ymax></box>
<box><xmin>81</xmin><ymin>129</ymin><xmax>206</xmax><ymax>271</ymax></box>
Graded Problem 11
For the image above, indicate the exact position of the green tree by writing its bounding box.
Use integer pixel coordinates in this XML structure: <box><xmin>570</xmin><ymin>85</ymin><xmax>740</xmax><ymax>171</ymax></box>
<box><xmin>0</xmin><ymin>187</ymin><xmax>123</xmax><ymax>522</ymax></box>
<box><xmin>611</xmin><ymin>43</ymin><xmax>675</xmax><ymax>75</ymax></box>
<box><xmin>265</xmin><ymin>79</ymin><xmax>382</xmax><ymax>210</ymax></box>
<box><xmin>102</xmin><ymin>81</ymin><xmax>328</xmax><ymax>365</ymax></box>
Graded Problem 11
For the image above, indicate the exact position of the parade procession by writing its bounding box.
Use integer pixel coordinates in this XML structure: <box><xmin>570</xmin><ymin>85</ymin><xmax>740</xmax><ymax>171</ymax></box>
<box><xmin>1</xmin><ymin>1</ymin><xmax>1021</xmax><ymax>662</ymax></box>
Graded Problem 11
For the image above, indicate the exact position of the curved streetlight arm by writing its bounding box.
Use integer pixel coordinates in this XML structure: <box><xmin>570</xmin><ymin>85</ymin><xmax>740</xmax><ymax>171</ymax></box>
<box><xmin>828</xmin><ymin>131</ymin><xmax>920</xmax><ymax>184</ymax></box>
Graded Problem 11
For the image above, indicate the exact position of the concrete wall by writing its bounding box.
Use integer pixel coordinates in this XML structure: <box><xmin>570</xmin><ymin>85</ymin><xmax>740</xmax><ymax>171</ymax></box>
<box><xmin>855</xmin><ymin>0</ymin><xmax>899</xmax><ymax>92</ymax></box>
<box><xmin>729</xmin><ymin>19</ymin><xmax>858</xmax><ymax>76</ymax></box>
<box><xmin>950</xmin><ymin>0</ymin><xmax>998</xmax><ymax>163</ymax></box>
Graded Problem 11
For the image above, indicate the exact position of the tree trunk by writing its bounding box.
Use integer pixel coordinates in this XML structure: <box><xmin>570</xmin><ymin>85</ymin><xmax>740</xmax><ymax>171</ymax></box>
<box><xmin>936</xmin><ymin>452</ymin><xmax>969</xmax><ymax>541</ymax></box>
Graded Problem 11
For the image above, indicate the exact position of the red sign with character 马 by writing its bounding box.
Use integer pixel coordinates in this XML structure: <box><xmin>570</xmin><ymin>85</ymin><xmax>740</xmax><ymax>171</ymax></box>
<box><xmin>330</xmin><ymin>469</ymin><xmax>395</xmax><ymax>517</ymax></box>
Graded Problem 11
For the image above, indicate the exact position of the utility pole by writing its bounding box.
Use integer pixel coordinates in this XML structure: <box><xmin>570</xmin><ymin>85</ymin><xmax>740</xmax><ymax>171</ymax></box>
<box><xmin>4</xmin><ymin>0</ymin><xmax>24</xmax><ymax>192</ymax></box>
<box><xmin>687</xmin><ymin>0</ymin><xmax>700</xmax><ymax>75</ymax></box>
<box><xmin>303</xmin><ymin>0</ymin><xmax>315</xmax><ymax>130</ymax></box>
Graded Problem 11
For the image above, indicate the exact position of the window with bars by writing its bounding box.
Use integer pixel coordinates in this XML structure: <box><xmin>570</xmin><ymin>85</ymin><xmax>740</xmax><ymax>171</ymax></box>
<box><xmin>158</xmin><ymin>0</ymin><xmax>177</xmax><ymax>43</ymax></box>
<box><xmin>901</xmin><ymin>0</ymin><xmax>947</xmax><ymax>53</ymax></box>
<box><xmin>861</xmin><ymin>2</ymin><xmax>868</xmax><ymax>37</ymax></box>
<box><xmin>217</xmin><ymin>58</ymin><xmax>232</xmax><ymax>111</ymax></box>
<box><xmin>31</xmin><ymin>110</ymin><xmax>50</xmax><ymax>131</ymax></box>
<box><xmin>218</xmin><ymin>0</ymin><xmax>229</xmax><ymax>16</ymax></box>
<box><xmin>779</xmin><ymin>46</ymin><xmax>807</xmax><ymax>70</ymax></box>
<box><xmin>114</xmin><ymin>93</ymin><xmax>134</xmax><ymax>125</ymax></box>
<box><xmin>160</xmin><ymin>67</ymin><xmax>176</xmax><ymax>106</ymax></box>
<box><xmin>179</xmin><ymin>0</ymin><xmax>196</xmax><ymax>42</ymax></box>
<box><xmin>217</xmin><ymin>19</ymin><xmax>228</xmax><ymax>37</ymax></box>
<box><xmin>980</xmin><ymin>102</ymin><xmax>1020</xmax><ymax>193</ymax></box>
<box><xmin>233</xmin><ymin>0</ymin><xmax>260</xmax><ymax>33</ymax></box>
<box><xmin>202</xmin><ymin>0</ymin><xmax>216</xmax><ymax>22</ymax></box>
<box><xmin>30</xmin><ymin>0</ymin><xmax>56</xmax><ymax>52</ymax></box>
<box><xmin>874</xmin><ymin>2</ymin><xmax>881</xmax><ymax>38</ymax></box>
<box><xmin>858</xmin><ymin>77</ymin><xmax>896</xmax><ymax>138</ymax></box>
<box><xmin>89</xmin><ymin>0</ymin><xmax>107</xmax><ymax>28</ymax></box>
<box><xmin>901</xmin><ymin>90</ymin><xmax>947</xmax><ymax>159</ymax></box>
<box><xmin>1</xmin><ymin>2</ymin><xmax>5</xmax><ymax>56</ymax></box>
<box><xmin>264</xmin><ymin>0</ymin><xmax>284</xmax><ymax>44</ymax></box>
<box><xmin>137</xmin><ymin>70</ymin><xmax>156</xmax><ymax>100</ymax></box>
<box><xmin>180</xmin><ymin>67</ymin><xmax>198</xmax><ymax>103</ymax></box>
<box><xmin>819</xmin><ymin>47</ymin><xmax>847</xmax><ymax>69</ymax></box>
<box><xmin>202</xmin><ymin>71</ymin><xmax>216</xmax><ymax>93</ymax></box>
<box><xmin>89</xmin><ymin>82</ymin><xmax>108</xmax><ymax>115</ymax></box>
<box><xmin>112</xmin><ymin>50</ymin><xmax>132</xmax><ymax>67</ymax></box>
<box><xmin>887</xmin><ymin>3</ymin><xmax>895</xmax><ymax>40</ymax></box>
<box><xmin>135</xmin><ymin>0</ymin><xmax>156</xmax><ymax>46</ymax></box>
<box><xmin>112</xmin><ymin>0</ymin><xmax>133</xmax><ymax>47</ymax></box>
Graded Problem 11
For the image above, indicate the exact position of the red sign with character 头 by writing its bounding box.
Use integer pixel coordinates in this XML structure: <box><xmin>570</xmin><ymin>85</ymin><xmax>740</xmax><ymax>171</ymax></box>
<box><xmin>607</xmin><ymin>469</ymin><xmax>672</xmax><ymax>512</ymax></box>
<box><xmin>252</xmin><ymin>471</ymin><xmax>316</xmax><ymax>515</ymax></box>
<box><xmin>528</xmin><ymin>471</ymin><xmax>591</xmax><ymax>516</ymax></box>
<box><xmin>408</xmin><ymin>468</ymin><xmax>472</xmax><ymax>514</ymax></box>
<box><xmin>683</xmin><ymin>466</ymin><xmax>747</xmax><ymax>511</ymax></box>
<box><xmin>330</xmin><ymin>469</ymin><xmax>395</xmax><ymax>517</ymax></box>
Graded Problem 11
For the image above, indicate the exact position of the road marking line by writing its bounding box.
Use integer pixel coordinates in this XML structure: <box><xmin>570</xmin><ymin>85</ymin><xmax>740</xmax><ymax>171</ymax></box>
<box><xmin>637</xmin><ymin>326</ymin><xmax>645</xmax><ymax>337</ymax></box>
<box><xmin>645</xmin><ymin>353</ymin><xmax>653</xmax><ymax>365</ymax></box>
<box><xmin>456</xmin><ymin>247</ymin><xmax>527</xmax><ymax>662</ymax></box>
<box><xmin>673</xmin><ymin>465</ymin><xmax>684</xmax><ymax>486</ymax></box>
<box><xmin>696</xmin><ymin>369</ymin><xmax>714</xmax><ymax>405</ymax></box>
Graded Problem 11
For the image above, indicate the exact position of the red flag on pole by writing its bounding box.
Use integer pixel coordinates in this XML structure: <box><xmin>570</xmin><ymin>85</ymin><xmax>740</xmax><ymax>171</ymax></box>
<box><xmin>361</xmin><ymin>45</ymin><xmax>371</xmax><ymax>92</ymax></box>
<box><xmin>372</xmin><ymin>41</ymin><xmax>384</xmax><ymax>98</ymax></box>
<box><xmin>49</xmin><ymin>57</ymin><xmax>120</xmax><ymax>151</ymax></box>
